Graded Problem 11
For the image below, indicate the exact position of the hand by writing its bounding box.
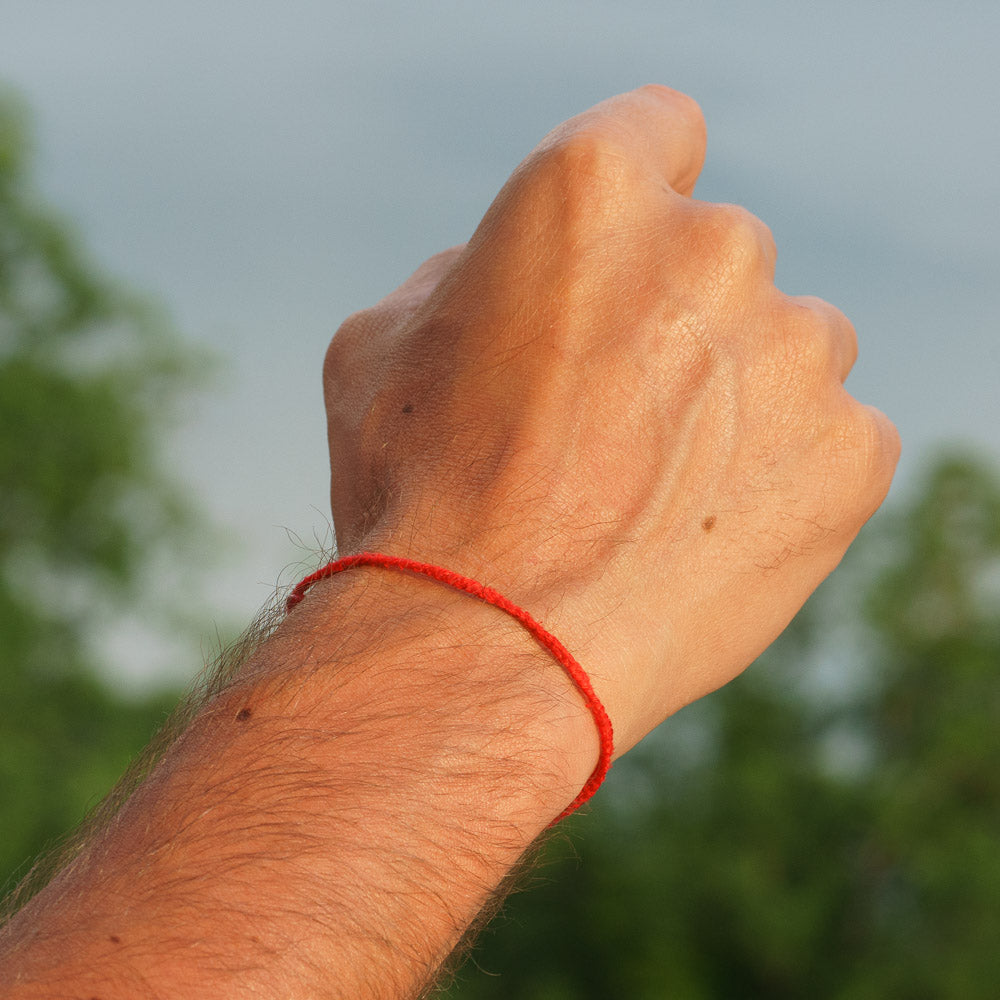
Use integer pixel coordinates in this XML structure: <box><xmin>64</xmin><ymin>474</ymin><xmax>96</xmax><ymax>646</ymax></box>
<box><xmin>322</xmin><ymin>85</ymin><xmax>899</xmax><ymax>754</ymax></box>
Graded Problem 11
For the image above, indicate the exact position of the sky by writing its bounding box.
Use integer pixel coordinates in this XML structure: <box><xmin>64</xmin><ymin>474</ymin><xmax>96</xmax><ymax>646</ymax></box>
<box><xmin>2</xmin><ymin>0</ymin><xmax>997</xmax><ymax>688</ymax></box>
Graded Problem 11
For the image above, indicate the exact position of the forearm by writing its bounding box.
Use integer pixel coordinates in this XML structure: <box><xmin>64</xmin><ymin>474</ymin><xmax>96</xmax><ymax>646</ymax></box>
<box><xmin>0</xmin><ymin>569</ymin><xmax>597</xmax><ymax>998</ymax></box>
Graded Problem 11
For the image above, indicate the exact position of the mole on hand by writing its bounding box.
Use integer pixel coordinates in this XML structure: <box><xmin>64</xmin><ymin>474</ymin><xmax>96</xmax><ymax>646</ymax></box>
<box><xmin>702</xmin><ymin>515</ymin><xmax>716</xmax><ymax>532</ymax></box>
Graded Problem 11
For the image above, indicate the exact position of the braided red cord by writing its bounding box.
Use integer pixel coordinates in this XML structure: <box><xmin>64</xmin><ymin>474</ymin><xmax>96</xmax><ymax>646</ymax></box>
<box><xmin>286</xmin><ymin>551</ymin><xmax>613</xmax><ymax>825</ymax></box>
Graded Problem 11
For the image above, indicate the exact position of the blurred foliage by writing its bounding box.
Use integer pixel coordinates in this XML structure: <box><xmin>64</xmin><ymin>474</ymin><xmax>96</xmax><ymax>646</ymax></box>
<box><xmin>443</xmin><ymin>454</ymin><xmax>1000</xmax><ymax>1000</ymax></box>
<box><xmin>0</xmin><ymin>89</ymin><xmax>204</xmax><ymax>897</ymax></box>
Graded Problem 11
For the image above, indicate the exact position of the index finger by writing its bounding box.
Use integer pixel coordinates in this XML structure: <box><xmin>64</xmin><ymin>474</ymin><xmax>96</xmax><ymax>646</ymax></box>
<box><xmin>540</xmin><ymin>85</ymin><xmax>707</xmax><ymax>197</ymax></box>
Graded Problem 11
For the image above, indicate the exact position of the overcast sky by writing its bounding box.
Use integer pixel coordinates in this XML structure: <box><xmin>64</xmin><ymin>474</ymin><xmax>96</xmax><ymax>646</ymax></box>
<box><xmin>3</xmin><ymin>0</ymin><xmax>997</xmax><ymax>687</ymax></box>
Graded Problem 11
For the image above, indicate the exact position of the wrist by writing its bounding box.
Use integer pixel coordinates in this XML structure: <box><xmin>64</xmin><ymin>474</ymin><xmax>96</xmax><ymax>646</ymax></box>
<box><xmin>279</xmin><ymin>563</ymin><xmax>601</xmax><ymax>833</ymax></box>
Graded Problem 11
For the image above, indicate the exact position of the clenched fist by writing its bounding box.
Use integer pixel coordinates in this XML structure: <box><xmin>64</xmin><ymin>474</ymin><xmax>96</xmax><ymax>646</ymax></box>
<box><xmin>322</xmin><ymin>85</ymin><xmax>899</xmax><ymax>754</ymax></box>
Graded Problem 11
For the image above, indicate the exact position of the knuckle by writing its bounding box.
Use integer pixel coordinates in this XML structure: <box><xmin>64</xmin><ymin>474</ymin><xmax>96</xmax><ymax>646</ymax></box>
<box><xmin>533</xmin><ymin>123</ymin><xmax>637</xmax><ymax>209</ymax></box>
<box><xmin>777</xmin><ymin>295</ymin><xmax>858</xmax><ymax>377</ymax></box>
<box><xmin>323</xmin><ymin>310</ymin><xmax>372</xmax><ymax>393</ymax></box>
<box><xmin>693</xmin><ymin>202</ymin><xmax>776</xmax><ymax>281</ymax></box>
<box><xmin>826</xmin><ymin>401</ymin><xmax>899</xmax><ymax>505</ymax></box>
<box><xmin>781</xmin><ymin>313</ymin><xmax>832</xmax><ymax>373</ymax></box>
<box><xmin>548</xmin><ymin>122</ymin><xmax>628</xmax><ymax>173</ymax></box>
<box><xmin>857</xmin><ymin>406</ymin><xmax>900</xmax><ymax>481</ymax></box>
<box><xmin>834</xmin><ymin>313</ymin><xmax>860</xmax><ymax>372</ymax></box>
<box><xmin>511</xmin><ymin>124</ymin><xmax>643</xmax><ymax>252</ymax></box>
<box><xmin>715</xmin><ymin>202</ymin><xmax>775</xmax><ymax>256</ymax></box>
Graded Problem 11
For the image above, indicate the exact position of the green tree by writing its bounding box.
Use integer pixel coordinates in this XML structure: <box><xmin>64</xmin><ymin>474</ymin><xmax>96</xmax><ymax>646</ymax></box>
<box><xmin>845</xmin><ymin>456</ymin><xmax>1000</xmax><ymax>998</ymax></box>
<box><xmin>0</xmin><ymin>90</ymin><xmax>206</xmax><ymax>897</ymax></box>
<box><xmin>443</xmin><ymin>453</ymin><xmax>1000</xmax><ymax>999</ymax></box>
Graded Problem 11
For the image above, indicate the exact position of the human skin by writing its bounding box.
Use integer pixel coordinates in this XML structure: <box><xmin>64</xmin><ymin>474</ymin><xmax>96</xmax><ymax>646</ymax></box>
<box><xmin>0</xmin><ymin>86</ymin><xmax>898</xmax><ymax>998</ymax></box>
<box><xmin>325</xmin><ymin>84</ymin><xmax>899</xmax><ymax>753</ymax></box>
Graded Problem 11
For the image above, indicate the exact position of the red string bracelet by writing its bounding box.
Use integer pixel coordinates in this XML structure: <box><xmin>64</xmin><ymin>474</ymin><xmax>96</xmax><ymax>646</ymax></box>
<box><xmin>286</xmin><ymin>552</ymin><xmax>613</xmax><ymax>825</ymax></box>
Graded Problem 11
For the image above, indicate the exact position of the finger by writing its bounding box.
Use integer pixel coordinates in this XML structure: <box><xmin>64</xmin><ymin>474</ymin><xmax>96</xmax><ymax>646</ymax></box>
<box><xmin>549</xmin><ymin>84</ymin><xmax>707</xmax><ymax>197</ymax></box>
<box><xmin>783</xmin><ymin>293</ymin><xmax>860</xmax><ymax>382</ymax></box>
